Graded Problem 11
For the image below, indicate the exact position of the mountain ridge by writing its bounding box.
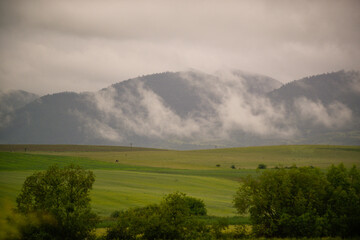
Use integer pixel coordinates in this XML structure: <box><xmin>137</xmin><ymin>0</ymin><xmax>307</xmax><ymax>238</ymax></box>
<box><xmin>0</xmin><ymin>70</ymin><xmax>359</xmax><ymax>149</ymax></box>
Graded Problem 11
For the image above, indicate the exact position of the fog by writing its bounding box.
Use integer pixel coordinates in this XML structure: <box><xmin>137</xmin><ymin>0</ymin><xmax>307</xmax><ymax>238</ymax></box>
<box><xmin>295</xmin><ymin>98</ymin><xmax>352</xmax><ymax>128</ymax></box>
<box><xmin>80</xmin><ymin>71</ymin><xmax>352</xmax><ymax>144</ymax></box>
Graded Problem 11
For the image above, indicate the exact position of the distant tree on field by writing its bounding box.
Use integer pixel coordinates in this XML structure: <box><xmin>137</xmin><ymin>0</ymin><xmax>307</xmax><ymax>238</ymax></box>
<box><xmin>257</xmin><ymin>163</ymin><xmax>267</xmax><ymax>169</ymax></box>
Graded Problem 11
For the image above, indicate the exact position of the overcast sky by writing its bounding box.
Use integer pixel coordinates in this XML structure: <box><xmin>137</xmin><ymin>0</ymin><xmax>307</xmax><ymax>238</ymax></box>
<box><xmin>0</xmin><ymin>0</ymin><xmax>359</xmax><ymax>95</ymax></box>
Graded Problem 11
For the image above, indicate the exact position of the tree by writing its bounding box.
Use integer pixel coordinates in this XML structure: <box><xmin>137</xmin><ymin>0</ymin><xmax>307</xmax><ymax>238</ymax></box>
<box><xmin>233</xmin><ymin>164</ymin><xmax>360</xmax><ymax>238</ymax></box>
<box><xmin>106</xmin><ymin>192</ymin><xmax>210</xmax><ymax>240</ymax></box>
<box><xmin>325</xmin><ymin>164</ymin><xmax>360</xmax><ymax>237</ymax></box>
<box><xmin>16</xmin><ymin>164</ymin><xmax>99</xmax><ymax>240</ymax></box>
<box><xmin>234</xmin><ymin>167</ymin><xmax>328</xmax><ymax>237</ymax></box>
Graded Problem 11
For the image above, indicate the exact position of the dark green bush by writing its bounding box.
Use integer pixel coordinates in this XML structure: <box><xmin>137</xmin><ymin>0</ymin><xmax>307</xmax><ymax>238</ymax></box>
<box><xmin>110</xmin><ymin>210</ymin><xmax>121</xmax><ymax>218</ymax></box>
<box><xmin>183</xmin><ymin>195</ymin><xmax>207</xmax><ymax>216</ymax></box>
<box><xmin>257</xmin><ymin>163</ymin><xmax>267</xmax><ymax>169</ymax></box>
<box><xmin>106</xmin><ymin>192</ymin><xmax>210</xmax><ymax>240</ymax></box>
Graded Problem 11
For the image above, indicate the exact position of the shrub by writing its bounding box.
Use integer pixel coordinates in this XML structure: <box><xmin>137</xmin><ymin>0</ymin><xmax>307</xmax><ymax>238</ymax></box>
<box><xmin>106</xmin><ymin>192</ymin><xmax>210</xmax><ymax>240</ymax></box>
<box><xmin>183</xmin><ymin>195</ymin><xmax>207</xmax><ymax>216</ymax></box>
<box><xmin>110</xmin><ymin>210</ymin><xmax>121</xmax><ymax>218</ymax></box>
<box><xmin>257</xmin><ymin>163</ymin><xmax>267</xmax><ymax>169</ymax></box>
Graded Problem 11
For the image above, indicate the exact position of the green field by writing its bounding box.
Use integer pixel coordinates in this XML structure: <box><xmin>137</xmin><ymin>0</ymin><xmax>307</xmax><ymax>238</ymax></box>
<box><xmin>1</xmin><ymin>144</ymin><xmax>359</xmax><ymax>219</ymax></box>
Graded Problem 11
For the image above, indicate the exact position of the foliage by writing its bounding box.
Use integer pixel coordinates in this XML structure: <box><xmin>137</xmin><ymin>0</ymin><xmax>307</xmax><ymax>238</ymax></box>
<box><xmin>234</xmin><ymin>164</ymin><xmax>360</xmax><ymax>238</ymax></box>
<box><xmin>110</xmin><ymin>210</ymin><xmax>121</xmax><ymax>218</ymax></box>
<box><xmin>15</xmin><ymin>164</ymin><xmax>99</xmax><ymax>240</ymax></box>
<box><xmin>0</xmin><ymin>201</ymin><xmax>52</xmax><ymax>240</ymax></box>
<box><xmin>257</xmin><ymin>163</ymin><xmax>267</xmax><ymax>169</ymax></box>
<box><xmin>3</xmin><ymin>210</ymin><xmax>57</xmax><ymax>240</ymax></box>
<box><xmin>210</xmin><ymin>217</ymin><xmax>229</xmax><ymax>239</ymax></box>
<box><xmin>183</xmin><ymin>195</ymin><xmax>207</xmax><ymax>216</ymax></box>
<box><xmin>325</xmin><ymin>164</ymin><xmax>360</xmax><ymax>237</ymax></box>
<box><xmin>106</xmin><ymin>192</ymin><xmax>211</xmax><ymax>240</ymax></box>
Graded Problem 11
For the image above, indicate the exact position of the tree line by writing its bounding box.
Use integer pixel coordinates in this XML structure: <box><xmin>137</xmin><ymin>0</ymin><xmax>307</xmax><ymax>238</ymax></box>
<box><xmin>1</xmin><ymin>163</ymin><xmax>359</xmax><ymax>239</ymax></box>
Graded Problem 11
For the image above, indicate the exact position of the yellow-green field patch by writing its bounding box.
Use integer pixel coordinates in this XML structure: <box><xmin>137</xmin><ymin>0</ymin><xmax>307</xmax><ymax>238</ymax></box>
<box><xmin>26</xmin><ymin>145</ymin><xmax>360</xmax><ymax>169</ymax></box>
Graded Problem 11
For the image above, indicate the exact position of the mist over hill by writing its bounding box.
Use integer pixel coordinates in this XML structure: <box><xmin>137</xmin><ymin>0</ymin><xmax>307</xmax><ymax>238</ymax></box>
<box><xmin>0</xmin><ymin>90</ymin><xmax>39</xmax><ymax>129</ymax></box>
<box><xmin>0</xmin><ymin>70</ymin><xmax>359</xmax><ymax>149</ymax></box>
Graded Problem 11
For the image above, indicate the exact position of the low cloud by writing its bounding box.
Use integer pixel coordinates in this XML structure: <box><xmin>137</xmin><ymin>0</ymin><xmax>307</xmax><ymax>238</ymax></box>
<box><xmin>83</xmin><ymin>72</ymin><xmax>298</xmax><ymax>143</ymax></box>
<box><xmin>88</xmin><ymin>82</ymin><xmax>201</xmax><ymax>141</ymax></box>
<box><xmin>68</xmin><ymin>70</ymin><xmax>355</xmax><ymax>145</ymax></box>
<box><xmin>216</xmin><ymin>92</ymin><xmax>295</xmax><ymax>138</ymax></box>
<box><xmin>0</xmin><ymin>90</ymin><xmax>38</xmax><ymax>128</ymax></box>
<box><xmin>295</xmin><ymin>98</ymin><xmax>352</xmax><ymax>128</ymax></box>
<box><xmin>71</xmin><ymin>108</ymin><xmax>123</xmax><ymax>142</ymax></box>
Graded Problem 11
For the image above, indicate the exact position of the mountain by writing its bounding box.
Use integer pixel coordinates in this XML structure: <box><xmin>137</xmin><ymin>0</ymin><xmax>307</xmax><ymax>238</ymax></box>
<box><xmin>0</xmin><ymin>70</ymin><xmax>359</xmax><ymax>149</ymax></box>
<box><xmin>269</xmin><ymin>70</ymin><xmax>360</xmax><ymax>113</ymax></box>
<box><xmin>266</xmin><ymin>70</ymin><xmax>360</xmax><ymax>145</ymax></box>
<box><xmin>110</xmin><ymin>71</ymin><xmax>282</xmax><ymax>118</ymax></box>
<box><xmin>0</xmin><ymin>90</ymin><xmax>39</xmax><ymax>128</ymax></box>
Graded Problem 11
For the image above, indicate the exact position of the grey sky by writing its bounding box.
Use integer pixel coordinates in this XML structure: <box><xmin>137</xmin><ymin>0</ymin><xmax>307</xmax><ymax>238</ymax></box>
<box><xmin>0</xmin><ymin>0</ymin><xmax>359</xmax><ymax>95</ymax></box>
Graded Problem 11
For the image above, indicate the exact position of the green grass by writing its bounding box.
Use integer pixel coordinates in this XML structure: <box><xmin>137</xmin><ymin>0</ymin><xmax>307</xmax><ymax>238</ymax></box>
<box><xmin>91</xmin><ymin>170</ymin><xmax>237</xmax><ymax>216</ymax></box>
<box><xmin>0</xmin><ymin>152</ymin><xmax>116</xmax><ymax>170</ymax></box>
<box><xmin>1</xmin><ymin>144</ymin><xmax>359</xmax><ymax>219</ymax></box>
<box><xmin>0</xmin><ymin>171</ymin><xmax>30</xmax><ymax>202</ymax></box>
<box><xmin>0</xmin><ymin>152</ymin><xmax>256</xmax><ymax>181</ymax></box>
<box><xmin>24</xmin><ymin>145</ymin><xmax>360</xmax><ymax>170</ymax></box>
<box><xmin>0</xmin><ymin>168</ymin><xmax>238</xmax><ymax>217</ymax></box>
<box><xmin>0</xmin><ymin>144</ymin><xmax>165</xmax><ymax>152</ymax></box>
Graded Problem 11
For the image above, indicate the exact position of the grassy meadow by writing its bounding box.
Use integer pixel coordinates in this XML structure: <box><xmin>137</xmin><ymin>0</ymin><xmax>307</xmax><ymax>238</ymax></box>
<box><xmin>1</xmin><ymin>144</ymin><xmax>359</xmax><ymax>221</ymax></box>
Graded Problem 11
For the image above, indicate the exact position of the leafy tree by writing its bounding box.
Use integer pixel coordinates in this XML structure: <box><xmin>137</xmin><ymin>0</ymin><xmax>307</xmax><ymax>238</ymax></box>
<box><xmin>325</xmin><ymin>164</ymin><xmax>360</xmax><ymax>237</ymax></box>
<box><xmin>16</xmin><ymin>164</ymin><xmax>99</xmax><ymax>240</ymax></box>
<box><xmin>234</xmin><ymin>167</ymin><xmax>328</xmax><ymax>237</ymax></box>
<box><xmin>106</xmin><ymin>192</ymin><xmax>210</xmax><ymax>240</ymax></box>
<box><xmin>233</xmin><ymin>164</ymin><xmax>360</xmax><ymax>238</ymax></box>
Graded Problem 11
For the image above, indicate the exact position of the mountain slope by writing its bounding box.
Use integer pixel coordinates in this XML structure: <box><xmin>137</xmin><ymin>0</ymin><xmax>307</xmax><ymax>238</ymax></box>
<box><xmin>267</xmin><ymin>70</ymin><xmax>360</xmax><ymax>144</ymax></box>
<box><xmin>0</xmin><ymin>90</ymin><xmax>39</xmax><ymax>128</ymax></box>
<box><xmin>0</xmin><ymin>70</ymin><xmax>359</xmax><ymax>149</ymax></box>
<box><xmin>269</xmin><ymin>70</ymin><xmax>360</xmax><ymax>113</ymax></box>
<box><xmin>268</xmin><ymin>70</ymin><xmax>360</xmax><ymax>127</ymax></box>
